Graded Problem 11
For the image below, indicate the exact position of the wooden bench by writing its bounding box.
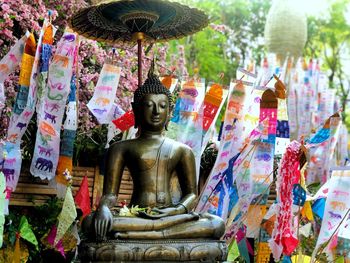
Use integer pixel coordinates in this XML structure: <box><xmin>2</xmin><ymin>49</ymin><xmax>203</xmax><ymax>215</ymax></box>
<box><xmin>9</xmin><ymin>167</ymin><xmax>133</xmax><ymax>208</ymax></box>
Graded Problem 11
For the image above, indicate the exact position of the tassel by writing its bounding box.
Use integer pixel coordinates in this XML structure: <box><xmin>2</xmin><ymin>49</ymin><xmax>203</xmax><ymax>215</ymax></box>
<box><xmin>13</xmin><ymin>233</ymin><xmax>21</xmax><ymax>263</ymax></box>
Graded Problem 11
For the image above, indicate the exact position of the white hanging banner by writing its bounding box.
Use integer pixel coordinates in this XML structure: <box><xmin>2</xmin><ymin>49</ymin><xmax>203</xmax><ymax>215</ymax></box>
<box><xmin>87</xmin><ymin>63</ymin><xmax>121</xmax><ymax>124</ymax></box>
<box><xmin>0</xmin><ymin>34</ymin><xmax>27</xmax><ymax>83</ymax></box>
<box><xmin>0</xmin><ymin>34</ymin><xmax>27</xmax><ymax>111</ymax></box>
<box><xmin>312</xmin><ymin>170</ymin><xmax>350</xmax><ymax>260</ymax></box>
<box><xmin>30</xmin><ymin>30</ymin><xmax>78</xmax><ymax>180</ymax></box>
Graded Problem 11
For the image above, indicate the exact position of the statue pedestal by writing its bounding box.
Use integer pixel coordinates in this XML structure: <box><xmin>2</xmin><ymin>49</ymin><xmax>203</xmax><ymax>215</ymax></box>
<box><xmin>79</xmin><ymin>239</ymin><xmax>228</xmax><ymax>262</ymax></box>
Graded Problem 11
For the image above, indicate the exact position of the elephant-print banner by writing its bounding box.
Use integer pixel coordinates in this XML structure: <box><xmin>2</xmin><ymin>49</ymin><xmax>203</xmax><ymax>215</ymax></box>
<box><xmin>249</xmin><ymin>89</ymin><xmax>277</xmax><ymax>197</ymax></box>
<box><xmin>167</xmin><ymin>79</ymin><xmax>205</xmax><ymax>178</ymax></box>
<box><xmin>2</xmin><ymin>20</ymin><xmax>54</xmax><ymax>197</ymax></box>
<box><xmin>0</xmin><ymin>83</ymin><xmax>4</xmax><ymax>112</ymax></box>
<box><xmin>8</xmin><ymin>19</ymin><xmax>55</xmax><ymax>143</ymax></box>
<box><xmin>87</xmin><ymin>63</ymin><xmax>121</xmax><ymax>124</ymax></box>
<box><xmin>307</xmin><ymin>115</ymin><xmax>341</xmax><ymax>184</ymax></box>
<box><xmin>0</xmin><ymin>34</ymin><xmax>27</xmax><ymax>84</ymax></box>
<box><xmin>0</xmin><ymin>34</ymin><xmax>27</xmax><ymax>111</ymax></box>
<box><xmin>196</xmin><ymin>68</ymin><xmax>260</xmax><ymax>218</ymax></box>
<box><xmin>312</xmin><ymin>170</ymin><xmax>350</xmax><ymax>261</ymax></box>
<box><xmin>31</xmin><ymin>30</ymin><xmax>79</xmax><ymax>180</ymax></box>
<box><xmin>56</xmin><ymin>73</ymin><xmax>78</xmax><ymax>187</ymax></box>
<box><xmin>0</xmin><ymin>142</ymin><xmax>22</xmax><ymax>201</ymax></box>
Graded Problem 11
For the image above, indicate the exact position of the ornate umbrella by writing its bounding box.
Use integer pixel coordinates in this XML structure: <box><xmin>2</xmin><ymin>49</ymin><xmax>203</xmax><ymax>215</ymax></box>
<box><xmin>69</xmin><ymin>0</ymin><xmax>208</xmax><ymax>86</ymax></box>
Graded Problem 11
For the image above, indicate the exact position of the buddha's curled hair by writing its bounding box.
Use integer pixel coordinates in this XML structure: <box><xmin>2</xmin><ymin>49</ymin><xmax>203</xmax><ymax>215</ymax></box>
<box><xmin>133</xmin><ymin>61</ymin><xmax>172</xmax><ymax>110</ymax></box>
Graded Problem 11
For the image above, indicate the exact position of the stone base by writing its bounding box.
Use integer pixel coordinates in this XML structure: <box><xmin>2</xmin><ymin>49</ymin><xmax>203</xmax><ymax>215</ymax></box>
<box><xmin>79</xmin><ymin>239</ymin><xmax>228</xmax><ymax>262</ymax></box>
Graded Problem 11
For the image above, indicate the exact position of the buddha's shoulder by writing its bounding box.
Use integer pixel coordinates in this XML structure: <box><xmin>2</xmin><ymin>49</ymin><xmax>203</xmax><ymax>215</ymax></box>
<box><xmin>165</xmin><ymin>137</ymin><xmax>194</xmax><ymax>154</ymax></box>
<box><xmin>109</xmin><ymin>139</ymin><xmax>139</xmax><ymax>150</ymax></box>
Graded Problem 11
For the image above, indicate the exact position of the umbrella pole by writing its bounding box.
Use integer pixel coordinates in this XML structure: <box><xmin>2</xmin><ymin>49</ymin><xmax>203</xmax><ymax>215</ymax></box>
<box><xmin>137</xmin><ymin>39</ymin><xmax>142</xmax><ymax>87</ymax></box>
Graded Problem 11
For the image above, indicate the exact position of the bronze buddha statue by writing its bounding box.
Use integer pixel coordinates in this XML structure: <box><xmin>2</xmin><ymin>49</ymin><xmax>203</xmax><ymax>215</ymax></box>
<box><xmin>83</xmin><ymin>65</ymin><xmax>225</xmax><ymax>242</ymax></box>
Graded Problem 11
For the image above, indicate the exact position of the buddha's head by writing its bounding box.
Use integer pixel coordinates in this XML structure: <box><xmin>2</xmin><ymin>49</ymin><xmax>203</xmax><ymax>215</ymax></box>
<box><xmin>132</xmin><ymin>63</ymin><xmax>172</xmax><ymax>132</ymax></box>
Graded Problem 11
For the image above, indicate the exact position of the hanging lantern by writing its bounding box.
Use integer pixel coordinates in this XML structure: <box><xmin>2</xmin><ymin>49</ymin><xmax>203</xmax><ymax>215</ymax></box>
<box><xmin>264</xmin><ymin>0</ymin><xmax>307</xmax><ymax>60</ymax></box>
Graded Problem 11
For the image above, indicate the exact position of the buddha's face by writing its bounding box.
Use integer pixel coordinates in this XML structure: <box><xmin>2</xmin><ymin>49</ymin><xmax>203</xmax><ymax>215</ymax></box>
<box><xmin>137</xmin><ymin>93</ymin><xmax>169</xmax><ymax>132</ymax></box>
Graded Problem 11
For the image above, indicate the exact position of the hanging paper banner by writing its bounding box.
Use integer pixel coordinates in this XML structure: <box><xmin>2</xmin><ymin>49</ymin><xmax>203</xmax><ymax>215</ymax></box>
<box><xmin>0</xmin><ymin>34</ymin><xmax>27</xmax><ymax>110</ymax></box>
<box><xmin>257</xmin><ymin>227</ymin><xmax>273</xmax><ymax>261</ymax></box>
<box><xmin>274</xmin><ymin>76</ymin><xmax>290</xmax><ymax>155</ymax></box>
<box><xmin>269</xmin><ymin>141</ymin><xmax>302</xmax><ymax>260</ymax></box>
<box><xmin>312</xmin><ymin>170</ymin><xmax>350</xmax><ymax>261</ymax></box>
<box><xmin>222</xmin><ymin>89</ymin><xmax>278</xmax><ymax>242</ymax></box>
<box><xmin>8</xmin><ymin>20</ymin><xmax>55</xmax><ymax>143</ymax></box>
<box><xmin>75</xmin><ymin>176</ymin><xmax>91</xmax><ymax>218</ymax></box>
<box><xmin>160</xmin><ymin>76</ymin><xmax>178</xmax><ymax>93</ymax></box>
<box><xmin>2</xmin><ymin>21</ymin><xmax>56</xmax><ymax>197</ymax></box>
<box><xmin>55</xmin><ymin>187</ymin><xmax>77</xmax><ymax>245</ymax></box>
<box><xmin>87</xmin><ymin>63</ymin><xmax>121</xmax><ymax>124</ymax></box>
<box><xmin>0</xmin><ymin>35</ymin><xmax>27</xmax><ymax>83</ymax></box>
<box><xmin>112</xmin><ymin>110</ymin><xmax>135</xmax><ymax>131</ymax></box>
<box><xmin>244</xmin><ymin>205</ymin><xmax>267</xmax><ymax>238</ymax></box>
<box><xmin>167</xmin><ymin>79</ymin><xmax>205</xmax><ymax>177</ymax></box>
<box><xmin>196</xmin><ymin>71</ymin><xmax>259</xmax><ymax>217</ymax></box>
<box><xmin>106</xmin><ymin>103</ymin><xmax>125</xmax><ymax>148</ymax></box>
<box><xmin>56</xmin><ymin>66</ymin><xmax>79</xmax><ymax>187</ymax></box>
<box><xmin>0</xmin><ymin>142</ymin><xmax>21</xmax><ymax>202</ymax></box>
<box><xmin>200</xmin><ymin>83</ymin><xmax>228</xmax><ymax>155</ymax></box>
<box><xmin>336</xmin><ymin>124</ymin><xmax>348</xmax><ymax>166</ymax></box>
<box><xmin>0</xmin><ymin>172</ymin><xmax>6</xmax><ymax>247</ymax></box>
<box><xmin>31</xmin><ymin>30</ymin><xmax>78</xmax><ymax>180</ymax></box>
<box><xmin>307</xmin><ymin>114</ymin><xmax>341</xmax><ymax>184</ymax></box>
<box><xmin>19</xmin><ymin>216</ymin><xmax>39</xmax><ymax>250</ymax></box>
<box><xmin>250</xmin><ymin>89</ymin><xmax>277</xmax><ymax>198</ymax></box>
<box><xmin>12</xmin><ymin>33</ymin><xmax>36</xmax><ymax>116</ymax></box>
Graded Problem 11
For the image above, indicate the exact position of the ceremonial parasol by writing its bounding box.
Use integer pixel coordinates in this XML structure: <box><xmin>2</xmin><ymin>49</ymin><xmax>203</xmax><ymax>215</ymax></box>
<box><xmin>69</xmin><ymin>0</ymin><xmax>208</xmax><ymax>86</ymax></box>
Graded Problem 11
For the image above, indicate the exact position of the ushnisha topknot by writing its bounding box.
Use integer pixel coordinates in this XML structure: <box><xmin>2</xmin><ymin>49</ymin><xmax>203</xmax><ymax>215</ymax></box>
<box><xmin>133</xmin><ymin>60</ymin><xmax>172</xmax><ymax>110</ymax></box>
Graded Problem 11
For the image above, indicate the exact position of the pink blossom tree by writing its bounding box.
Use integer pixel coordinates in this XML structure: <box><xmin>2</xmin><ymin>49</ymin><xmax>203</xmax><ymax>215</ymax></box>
<box><xmin>0</xmin><ymin>1</ymin><xmax>176</xmax><ymax>164</ymax></box>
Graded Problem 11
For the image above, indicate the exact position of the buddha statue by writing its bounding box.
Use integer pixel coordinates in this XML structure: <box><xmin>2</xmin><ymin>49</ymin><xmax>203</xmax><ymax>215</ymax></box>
<box><xmin>82</xmin><ymin>65</ymin><xmax>225</xmax><ymax>243</ymax></box>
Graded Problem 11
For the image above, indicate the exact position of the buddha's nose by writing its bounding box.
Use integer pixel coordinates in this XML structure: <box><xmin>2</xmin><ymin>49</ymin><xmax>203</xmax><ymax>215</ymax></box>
<box><xmin>153</xmin><ymin>105</ymin><xmax>160</xmax><ymax>114</ymax></box>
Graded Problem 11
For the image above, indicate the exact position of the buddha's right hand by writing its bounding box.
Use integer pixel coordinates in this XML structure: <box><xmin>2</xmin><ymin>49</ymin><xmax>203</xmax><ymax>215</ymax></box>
<box><xmin>94</xmin><ymin>204</ymin><xmax>113</xmax><ymax>240</ymax></box>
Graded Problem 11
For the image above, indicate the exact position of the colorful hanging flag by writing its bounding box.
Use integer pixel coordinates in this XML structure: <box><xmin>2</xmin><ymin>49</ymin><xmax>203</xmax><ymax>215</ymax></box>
<box><xmin>167</xmin><ymin>79</ymin><xmax>206</xmax><ymax>178</ymax></box>
<box><xmin>0</xmin><ymin>34</ymin><xmax>28</xmax><ymax>111</ymax></box>
<box><xmin>47</xmin><ymin>225</ymin><xmax>65</xmax><ymax>258</ymax></box>
<box><xmin>250</xmin><ymin>89</ymin><xmax>278</xmax><ymax>198</ymax></box>
<box><xmin>87</xmin><ymin>63</ymin><xmax>121</xmax><ymax>124</ymax></box>
<box><xmin>160</xmin><ymin>76</ymin><xmax>178</xmax><ymax>93</ymax></box>
<box><xmin>55</xmin><ymin>186</ymin><xmax>77</xmax><ymax>245</ymax></box>
<box><xmin>30</xmin><ymin>29</ymin><xmax>79</xmax><ymax>180</ymax></box>
<box><xmin>74</xmin><ymin>176</ymin><xmax>91</xmax><ymax>218</ymax></box>
<box><xmin>12</xmin><ymin>33</ymin><xmax>36</xmax><ymax>115</ymax></box>
<box><xmin>196</xmin><ymin>69</ymin><xmax>259</xmax><ymax>217</ymax></box>
<box><xmin>269</xmin><ymin>141</ymin><xmax>302</xmax><ymax>260</ymax></box>
<box><xmin>312</xmin><ymin>169</ymin><xmax>350</xmax><ymax>261</ymax></box>
<box><xmin>0</xmin><ymin>172</ymin><xmax>6</xmax><ymax>247</ymax></box>
<box><xmin>18</xmin><ymin>216</ymin><xmax>39</xmax><ymax>250</ymax></box>
<box><xmin>2</xmin><ymin>20</ymin><xmax>56</xmax><ymax>202</ymax></box>
<box><xmin>200</xmin><ymin>82</ymin><xmax>228</xmax><ymax>155</ymax></box>
<box><xmin>56</xmin><ymin>43</ymin><xmax>79</xmax><ymax>189</ymax></box>
<box><xmin>307</xmin><ymin>113</ymin><xmax>341</xmax><ymax>184</ymax></box>
<box><xmin>274</xmin><ymin>75</ymin><xmax>290</xmax><ymax>155</ymax></box>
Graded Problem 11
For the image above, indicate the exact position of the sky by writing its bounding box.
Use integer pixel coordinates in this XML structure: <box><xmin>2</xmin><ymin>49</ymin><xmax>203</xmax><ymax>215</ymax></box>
<box><xmin>292</xmin><ymin>0</ymin><xmax>330</xmax><ymax>17</ymax></box>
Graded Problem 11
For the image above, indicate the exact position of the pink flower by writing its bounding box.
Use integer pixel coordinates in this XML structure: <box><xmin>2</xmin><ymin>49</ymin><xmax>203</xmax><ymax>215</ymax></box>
<box><xmin>1</xmin><ymin>4</ymin><xmax>10</xmax><ymax>12</ymax></box>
